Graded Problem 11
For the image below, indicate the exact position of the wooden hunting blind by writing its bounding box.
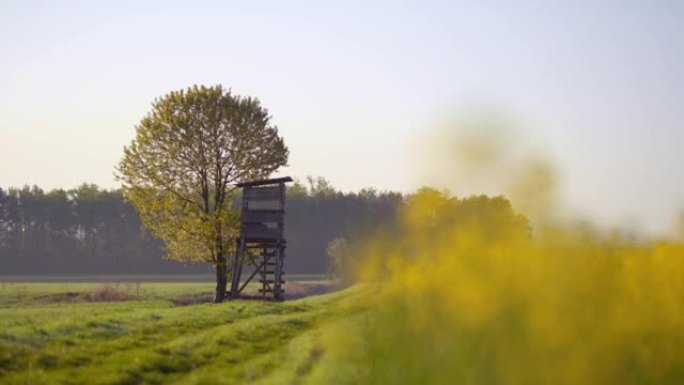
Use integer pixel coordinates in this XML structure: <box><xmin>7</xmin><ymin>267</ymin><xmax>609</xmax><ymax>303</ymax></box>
<box><xmin>229</xmin><ymin>176</ymin><xmax>293</xmax><ymax>301</ymax></box>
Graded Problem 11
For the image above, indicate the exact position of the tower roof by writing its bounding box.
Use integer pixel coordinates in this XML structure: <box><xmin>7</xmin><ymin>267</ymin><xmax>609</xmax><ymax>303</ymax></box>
<box><xmin>235</xmin><ymin>176</ymin><xmax>293</xmax><ymax>188</ymax></box>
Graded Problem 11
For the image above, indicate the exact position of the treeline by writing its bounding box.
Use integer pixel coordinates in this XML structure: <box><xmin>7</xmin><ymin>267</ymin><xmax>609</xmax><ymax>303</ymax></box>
<box><xmin>0</xmin><ymin>178</ymin><xmax>402</xmax><ymax>275</ymax></box>
<box><xmin>0</xmin><ymin>179</ymin><xmax>530</xmax><ymax>276</ymax></box>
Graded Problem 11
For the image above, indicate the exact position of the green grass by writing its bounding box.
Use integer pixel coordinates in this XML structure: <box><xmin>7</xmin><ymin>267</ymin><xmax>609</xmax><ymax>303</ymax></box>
<box><xmin>0</xmin><ymin>281</ymin><xmax>365</xmax><ymax>385</ymax></box>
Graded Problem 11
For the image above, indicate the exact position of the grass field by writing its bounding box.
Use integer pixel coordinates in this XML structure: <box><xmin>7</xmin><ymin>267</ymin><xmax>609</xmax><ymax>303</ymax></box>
<box><xmin>0</xmin><ymin>280</ymin><xmax>365</xmax><ymax>385</ymax></box>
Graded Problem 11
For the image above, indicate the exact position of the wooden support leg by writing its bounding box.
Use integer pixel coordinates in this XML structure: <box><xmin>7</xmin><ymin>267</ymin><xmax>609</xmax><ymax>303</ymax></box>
<box><xmin>274</xmin><ymin>242</ymin><xmax>283</xmax><ymax>301</ymax></box>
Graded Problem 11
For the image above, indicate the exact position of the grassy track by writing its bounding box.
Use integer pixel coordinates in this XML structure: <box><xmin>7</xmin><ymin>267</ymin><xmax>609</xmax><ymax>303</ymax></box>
<box><xmin>0</xmin><ymin>282</ymin><xmax>364</xmax><ymax>385</ymax></box>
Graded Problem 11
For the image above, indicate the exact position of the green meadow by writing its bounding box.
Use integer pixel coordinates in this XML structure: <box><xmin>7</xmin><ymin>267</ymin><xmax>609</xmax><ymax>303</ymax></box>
<box><xmin>0</xmin><ymin>281</ymin><xmax>363</xmax><ymax>385</ymax></box>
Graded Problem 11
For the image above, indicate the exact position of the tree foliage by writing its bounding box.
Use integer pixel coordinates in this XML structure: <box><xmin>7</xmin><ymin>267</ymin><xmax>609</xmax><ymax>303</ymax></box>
<box><xmin>118</xmin><ymin>85</ymin><xmax>288</xmax><ymax>301</ymax></box>
<box><xmin>399</xmin><ymin>188</ymin><xmax>530</xmax><ymax>243</ymax></box>
<box><xmin>0</xmin><ymin>188</ymin><xmax>11</xmax><ymax>247</ymax></box>
<box><xmin>0</xmin><ymin>180</ymin><xmax>404</xmax><ymax>276</ymax></box>
<box><xmin>326</xmin><ymin>237</ymin><xmax>349</xmax><ymax>280</ymax></box>
<box><xmin>0</xmin><ymin>184</ymin><xmax>159</xmax><ymax>274</ymax></box>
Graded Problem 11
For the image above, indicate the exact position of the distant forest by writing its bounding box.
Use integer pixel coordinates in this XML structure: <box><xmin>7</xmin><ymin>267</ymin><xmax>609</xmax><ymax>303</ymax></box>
<box><xmin>0</xmin><ymin>178</ymin><xmax>402</xmax><ymax>275</ymax></box>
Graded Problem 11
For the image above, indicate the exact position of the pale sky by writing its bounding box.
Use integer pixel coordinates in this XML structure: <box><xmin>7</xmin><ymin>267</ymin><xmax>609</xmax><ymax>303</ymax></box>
<box><xmin>1</xmin><ymin>1</ymin><xmax>683</xmax><ymax>235</ymax></box>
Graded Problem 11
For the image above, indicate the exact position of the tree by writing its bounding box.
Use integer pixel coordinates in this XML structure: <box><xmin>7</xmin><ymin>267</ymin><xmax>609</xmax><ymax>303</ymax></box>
<box><xmin>306</xmin><ymin>176</ymin><xmax>337</xmax><ymax>198</ymax></box>
<box><xmin>399</xmin><ymin>188</ymin><xmax>530</xmax><ymax>249</ymax></box>
<box><xmin>118</xmin><ymin>85</ymin><xmax>288</xmax><ymax>302</ymax></box>
<box><xmin>326</xmin><ymin>237</ymin><xmax>349</xmax><ymax>281</ymax></box>
<box><xmin>0</xmin><ymin>188</ymin><xmax>11</xmax><ymax>248</ymax></box>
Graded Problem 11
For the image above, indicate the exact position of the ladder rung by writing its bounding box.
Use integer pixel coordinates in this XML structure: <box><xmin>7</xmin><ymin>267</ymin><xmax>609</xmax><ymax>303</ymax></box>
<box><xmin>258</xmin><ymin>289</ymin><xmax>285</xmax><ymax>293</ymax></box>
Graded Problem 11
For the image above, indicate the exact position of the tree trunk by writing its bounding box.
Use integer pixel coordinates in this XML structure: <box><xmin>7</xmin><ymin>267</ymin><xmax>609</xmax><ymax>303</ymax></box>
<box><xmin>214</xmin><ymin>258</ymin><xmax>227</xmax><ymax>303</ymax></box>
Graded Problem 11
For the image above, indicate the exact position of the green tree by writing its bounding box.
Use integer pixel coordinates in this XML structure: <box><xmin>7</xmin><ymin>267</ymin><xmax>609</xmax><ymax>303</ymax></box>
<box><xmin>0</xmin><ymin>188</ymin><xmax>11</xmax><ymax>248</ymax></box>
<box><xmin>306</xmin><ymin>176</ymin><xmax>337</xmax><ymax>197</ymax></box>
<box><xmin>326</xmin><ymin>237</ymin><xmax>349</xmax><ymax>281</ymax></box>
<box><xmin>118</xmin><ymin>85</ymin><xmax>288</xmax><ymax>302</ymax></box>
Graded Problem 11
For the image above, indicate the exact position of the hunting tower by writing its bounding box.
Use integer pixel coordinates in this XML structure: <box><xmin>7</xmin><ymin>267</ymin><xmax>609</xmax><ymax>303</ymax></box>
<box><xmin>229</xmin><ymin>176</ymin><xmax>292</xmax><ymax>301</ymax></box>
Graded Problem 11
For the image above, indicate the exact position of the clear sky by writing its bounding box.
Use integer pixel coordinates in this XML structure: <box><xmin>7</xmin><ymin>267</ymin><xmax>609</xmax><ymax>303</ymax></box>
<box><xmin>1</xmin><ymin>1</ymin><xmax>682</xmax><ymax>235</ymax></box>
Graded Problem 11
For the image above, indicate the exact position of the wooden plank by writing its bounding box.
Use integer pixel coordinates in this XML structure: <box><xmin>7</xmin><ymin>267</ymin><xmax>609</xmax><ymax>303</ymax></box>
<box><xmin>241</xmin><ymin>210</ymin><xmax>284</xmax><ymax>223</ymax></box>
<box><xmin>259</xmin><ymin>269</ymin><xmax>283</xmax><ymax>274</ymax></box>
<box><xmin>244</xmin><ymin>240</ymin><xmax>281</xmax><ymax>247</ymax></box>
<box><xmin>242</xmin><ymin>223</ymin><xmax>281</xmax><ymax>233</ymax></box>
<box><xmin>243</xmin><ymin>186</ymin><xmax>282</xmax><ymax>200</ymax></box>
<box><xmin>242</xmin><ymin>229</ymin><xmax>282</xmax><ymax>240</ymax></box>
<box><xmin>245</xmin><ymin>200</ymin><xmax>283</xmax><ymax>210</ymax></box>
<box><xmin>238</xmin><ymin>263</ymin><xmax>264</xmax><ymax>293</ymax></box>
<box><xmin>237</xmin><ymin>176</ymin><xmax>293</xmax><ymax>188</ymax></box>
<box><xmin>245</xmin><ymin>242</ymin><xmax>282</xmax><ymax>248</ymax></box>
